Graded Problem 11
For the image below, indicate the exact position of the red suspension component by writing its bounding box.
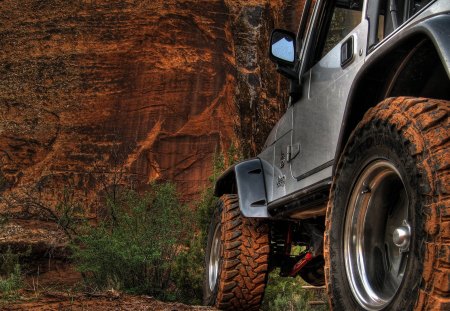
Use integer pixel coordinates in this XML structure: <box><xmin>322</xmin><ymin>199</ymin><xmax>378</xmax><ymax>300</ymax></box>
<box><xmin>289</xmin><ymin>252</ymin><xmax>313</xmax><ymax>277</ymax></box>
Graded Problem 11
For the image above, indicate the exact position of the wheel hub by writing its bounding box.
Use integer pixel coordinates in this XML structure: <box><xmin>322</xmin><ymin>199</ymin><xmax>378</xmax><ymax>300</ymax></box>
<box><xmin>344</xmin><ymin>160</ymin><xmax>411</xmax><ymax>310</ymax></box>
<box><xmin>393</xmin><ymin>221</ymin><xmax>411</xmax><ymax>252</ymax></box>
<box><xmin>208</xmin><ymin>224</ymin><xmax>221</xmax><ymax>292</ymax></box>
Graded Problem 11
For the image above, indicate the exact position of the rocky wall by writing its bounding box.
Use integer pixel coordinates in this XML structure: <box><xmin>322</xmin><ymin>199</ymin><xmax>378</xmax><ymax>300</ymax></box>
<box><xmin>0</xmin><ymin>0</ymin><xmax>303</xmax><ymax>220</ymax></box>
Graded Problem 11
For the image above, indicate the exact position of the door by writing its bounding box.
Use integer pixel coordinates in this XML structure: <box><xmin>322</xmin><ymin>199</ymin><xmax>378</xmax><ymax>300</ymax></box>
<box><xmin>290</xmin><ymin>0</ymin><xmax>367</xmax><ymax>184</ymax></box>
<box><xmin>272</xmin><ymin>105</ymin><xmax>294</xmax><ymax>201</ymax></box>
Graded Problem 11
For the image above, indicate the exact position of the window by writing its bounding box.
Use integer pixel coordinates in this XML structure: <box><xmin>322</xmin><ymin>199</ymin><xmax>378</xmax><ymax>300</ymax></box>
<box><xmin>374</xmin><ymin>0</ymin><xmax>434</xmax><ymax>43</ymax></box>
<box><xmin>321</xmin><ymin>6</ymin><xmax>362</xmax><ymax>58</ymax></box>
<box><xmin>312</xmin><ymin>0</ymin><xmax>363</xmax><ymax>65</ymax></box>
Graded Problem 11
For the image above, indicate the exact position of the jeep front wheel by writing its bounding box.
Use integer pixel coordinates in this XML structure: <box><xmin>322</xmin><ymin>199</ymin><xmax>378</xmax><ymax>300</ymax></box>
<box><xmin>325</xmin><ymin>97</ymin><xmax>449</xmax><ymax>310</ymax></box>
<box><xmin>204</xmin><ymin>194</ymin><xmax>270</xmax><ymax>310</ymax></box>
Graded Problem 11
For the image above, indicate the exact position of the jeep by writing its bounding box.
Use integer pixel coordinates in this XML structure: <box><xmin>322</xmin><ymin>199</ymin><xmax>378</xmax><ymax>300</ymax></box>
<box><xmin>204</xmin><ymin>0</ymin><xmax>450</xmax><ymax>310</ymax></box>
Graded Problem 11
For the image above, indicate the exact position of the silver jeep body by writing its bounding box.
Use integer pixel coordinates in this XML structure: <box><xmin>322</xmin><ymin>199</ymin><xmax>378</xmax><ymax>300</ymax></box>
<box><xmin>214</xmin><ymin>0</ymin><xmax>450</xmax><ymax>219</ymax></box>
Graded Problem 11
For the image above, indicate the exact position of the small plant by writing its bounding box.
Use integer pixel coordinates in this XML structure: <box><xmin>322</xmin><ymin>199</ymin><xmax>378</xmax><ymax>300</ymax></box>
<box><xmin>72</xmin><ymin>183</ymin><xmax>194</xmax><ymax>299</ymax></box>
<box><xmin>172</xmin><ymin>234</ymin><xmax>204</xmax><ymax>304</ymax></box>
<box><xmin>0</xmin><ymin>264</ymin><xmax>22</xmax><ymax>295</ymax></box>
<box><xmin>0</xmin><ymin>247</ymin><xmax>25</xmax><ymax>301</ymax></box>
<box><xmin>54</xmin><ymin>186</ymin><xmax>84</xmax><ymax>240</ymax></box>
<box><xmin>262</xmin><ymin>269</ymin><xmax>329</xmax><ymax>311</ymax></box>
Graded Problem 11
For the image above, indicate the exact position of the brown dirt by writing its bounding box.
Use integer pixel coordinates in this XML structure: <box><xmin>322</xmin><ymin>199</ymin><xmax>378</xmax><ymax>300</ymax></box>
<box><xmin>1</xmin><ymin>263</ymin><xmax>216</xmax><ymax>311</ymax></box>
<box><xmin>0</xmin><ymin>208</ymin><xmax>212</xmax><ymax>310</ymax></box>
<box><xmin>2</xmin><ymin>293</ymin><xmax>217</xmax><ymax>311</ymax></box>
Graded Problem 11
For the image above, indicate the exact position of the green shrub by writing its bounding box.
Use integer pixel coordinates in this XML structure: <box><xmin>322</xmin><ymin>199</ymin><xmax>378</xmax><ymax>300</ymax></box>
<box><xmin>0</xmin><ymin>265</ymin><xmax>21</xmax><ymax>294</ymax></box>
<box><xmin>262</xmin><ymin>269</ymin><xmax>329</xmax><ymax>311</ymax></box>
<box><xmin>72</xmin><ymin>183</ymin><xmax>194</xmax><ymax>299</ymax></box>
<box><xmin>72</xmin><ymin>145</ymin><xmax>242</xmax><ymax>304</ymax></box>
<box><xmin>0</xmin><ymin>247</ymin><xmax>24</xmax><ymax>301</ymax></box>
<box><xmin>172</xmin><ymin>234</ymin><xmax>204</xmax><ymax>304</ymax></box>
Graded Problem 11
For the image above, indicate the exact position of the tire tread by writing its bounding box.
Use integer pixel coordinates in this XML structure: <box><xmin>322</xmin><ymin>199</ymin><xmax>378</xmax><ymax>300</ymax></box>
<box><xmin>325</xmin><ymin>97</ymin><xmax>449</xmax><ymax>310</ymax></box>
<box><xmin>215</xmin><ymin>194</ymin><xmax>270</xmax><ymax>310</ymax></box>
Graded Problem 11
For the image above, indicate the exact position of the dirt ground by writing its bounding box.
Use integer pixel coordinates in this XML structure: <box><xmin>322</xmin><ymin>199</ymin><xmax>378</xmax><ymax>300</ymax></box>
<box><xmin>0</xmin><ymin>258</ymin><xmax>216</xmax><ymax>311</ymax></box>
<box><xmin>2</xmin><ymin>293</ymin><xmax>216</xmax><ymax>311</ymax></box>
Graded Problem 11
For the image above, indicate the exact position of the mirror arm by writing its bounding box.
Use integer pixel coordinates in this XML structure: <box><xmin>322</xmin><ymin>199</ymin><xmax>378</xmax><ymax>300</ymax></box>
<box><xmin>289</xmin><ymin>80</ymin><xmax>301</xmax><ymax>104</ymax></box>
<box><xmin>276</xmin><ymin>64</ymin><xmax>299</xmax><ymax>81</ymax></box>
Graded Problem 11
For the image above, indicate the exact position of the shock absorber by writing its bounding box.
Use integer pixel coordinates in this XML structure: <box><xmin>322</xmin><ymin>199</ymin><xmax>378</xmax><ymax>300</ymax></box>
<box><xmin>289</xmin><ymin>252</ymin><xmax>314</xmax><ymax>277</ymax></box>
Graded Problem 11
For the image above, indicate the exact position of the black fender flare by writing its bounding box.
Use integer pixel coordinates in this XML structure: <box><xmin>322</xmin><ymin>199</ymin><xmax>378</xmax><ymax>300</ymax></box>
<box><xmin>412</xmin><ymin>14</ymin><xmax>450</xmax><ymax>78</ymax></box>
<box><xmin>334</xmin><ymin>13</ymin><xmax>450</xmax><ymax>172</ymax></box>
<box><xmin>214</xmin><ymin>158</ymin><xmax>269</xmax><ymax>218</ymax></box>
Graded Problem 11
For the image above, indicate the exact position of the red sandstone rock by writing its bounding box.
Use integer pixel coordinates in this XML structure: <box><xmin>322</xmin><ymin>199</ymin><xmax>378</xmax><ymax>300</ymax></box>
<box><xmin>0</xmin><ymin>0</ymin><xmax>303</xmax><ymax>222</ymax></box>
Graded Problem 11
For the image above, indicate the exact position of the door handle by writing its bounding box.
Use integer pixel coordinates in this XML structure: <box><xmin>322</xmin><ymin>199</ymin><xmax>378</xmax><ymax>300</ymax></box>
<box><xmin>341</xmin><ymin>35</ymin><xmax>354</xmax><ymax>68</ymax></box>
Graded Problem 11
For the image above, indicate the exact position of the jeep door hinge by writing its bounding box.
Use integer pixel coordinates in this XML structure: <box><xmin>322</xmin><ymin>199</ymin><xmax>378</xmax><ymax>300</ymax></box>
<box><xmin>287</xmin><ymin>144</ymin><xmax>300</xmax><ymax>162</ymax></box>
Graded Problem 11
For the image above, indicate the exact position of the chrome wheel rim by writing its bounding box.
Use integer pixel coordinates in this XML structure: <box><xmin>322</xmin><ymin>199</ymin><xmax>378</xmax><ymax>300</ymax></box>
<box><xmin>208</xmin><ymin>223</ymin><xmax>221</xmax><ymax>292</ymax></box>
<box><xmin>344</xmin><ymin>160</ymin><xmax>410</xmax><ymax>310</ymax></box>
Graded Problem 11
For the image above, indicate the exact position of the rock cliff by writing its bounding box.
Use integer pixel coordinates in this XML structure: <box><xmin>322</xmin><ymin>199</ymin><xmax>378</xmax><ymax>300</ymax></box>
<box><xmin>0</xmin><ymin>0</ymin><xmax>303</xmax><ymax>223</ymax></box>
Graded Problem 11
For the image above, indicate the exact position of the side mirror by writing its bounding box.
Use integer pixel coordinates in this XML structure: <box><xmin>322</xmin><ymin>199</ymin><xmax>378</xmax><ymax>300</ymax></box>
<box><xmin>269</xmin><ymin>29</ymin><xmax>296</xmax><ymax>65</ymax></box>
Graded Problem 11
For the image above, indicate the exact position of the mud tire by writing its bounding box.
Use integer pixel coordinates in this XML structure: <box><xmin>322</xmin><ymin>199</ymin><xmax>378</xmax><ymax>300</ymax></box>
<box><xmin>324</xmin><ymin>97</ymin><xmax>449</xmax><ymax>310</ymax></box>
<box><xmin>204</xmin><ymin>194</ymin><xmax>270</xmax><ymax>310</ymax></box>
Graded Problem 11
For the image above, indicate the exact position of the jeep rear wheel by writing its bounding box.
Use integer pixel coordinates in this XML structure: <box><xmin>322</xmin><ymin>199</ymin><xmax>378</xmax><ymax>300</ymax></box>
<box><xmin>325</xmin><ymin>97</ymin><xmax>449</xmax><ymax>310</ymax></box>
<box><xmin>204</xmin><ymin>194</ymin><xmax>270</xmax><ymax>310</ymax></box>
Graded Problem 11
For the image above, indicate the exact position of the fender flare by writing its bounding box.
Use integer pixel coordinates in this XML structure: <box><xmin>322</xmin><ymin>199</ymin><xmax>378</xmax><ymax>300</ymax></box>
<box><xmin>214</xmin><ymin>158</ymin><xmax>269</xmax><ymax>218</ymax></box>
<box><xmin>414</xmin><ymin>14</ymin><xmax>450</xmax><ymax>78</ymax></box>
<box><xmin>334</xmin><ymin>13</ymin><xmax>450</xmax><ymax>172</ymax></box>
